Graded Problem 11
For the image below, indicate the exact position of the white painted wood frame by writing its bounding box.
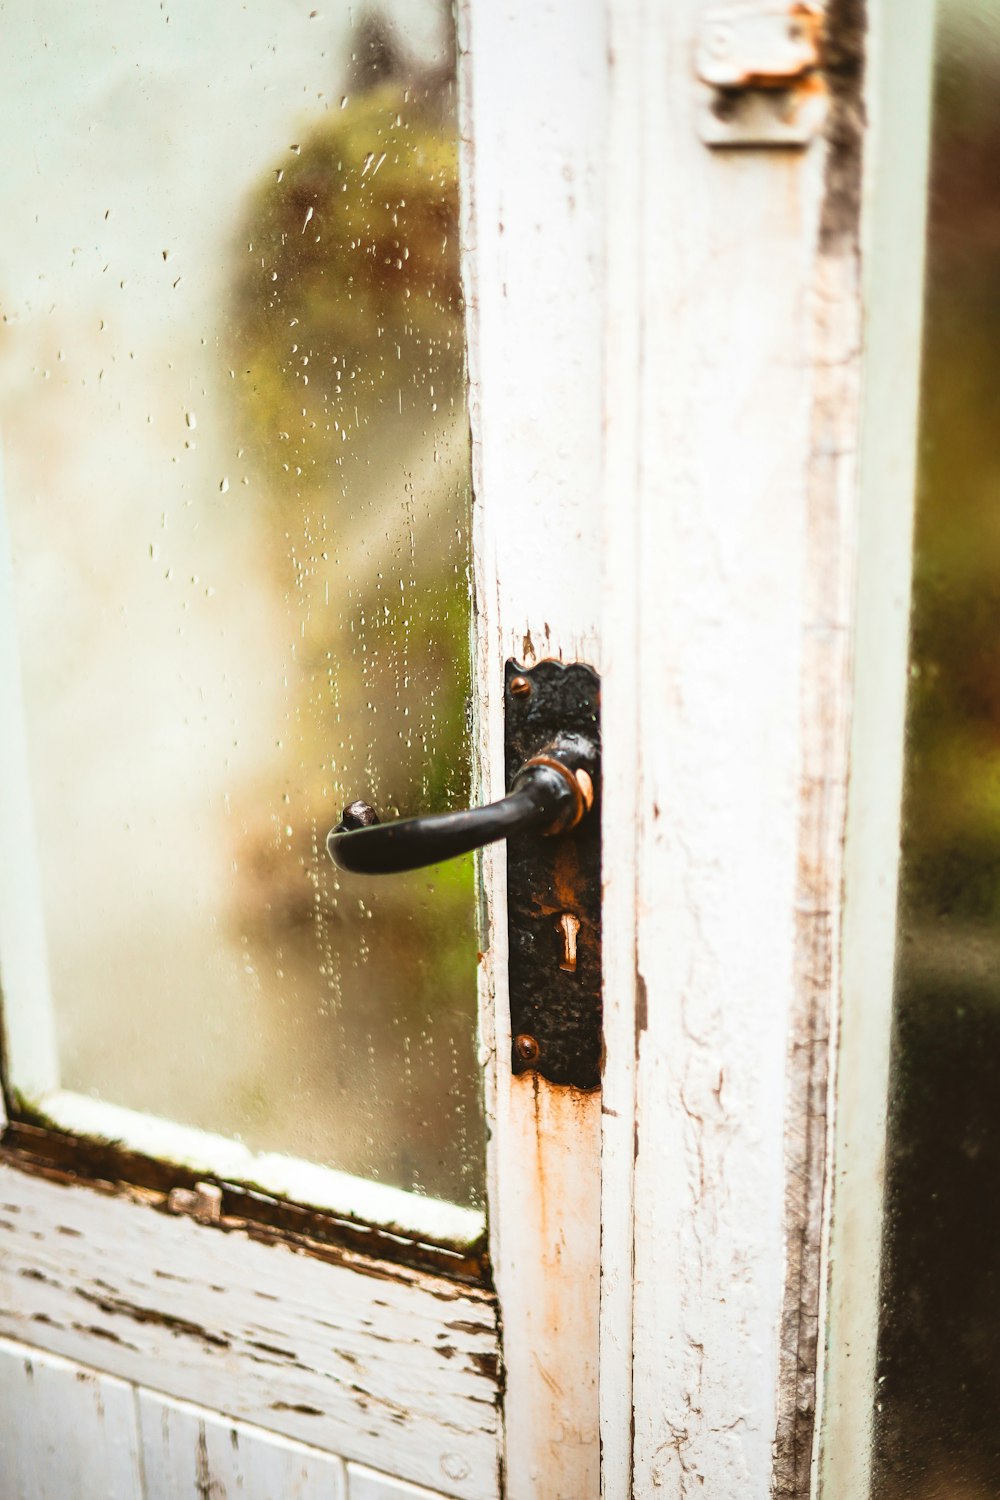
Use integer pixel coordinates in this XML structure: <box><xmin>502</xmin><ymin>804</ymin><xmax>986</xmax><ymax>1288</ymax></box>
<box><xmin>597</xmin><ymin>0</ymin><xmax>936</xmax><ymax>1496</ymax></box>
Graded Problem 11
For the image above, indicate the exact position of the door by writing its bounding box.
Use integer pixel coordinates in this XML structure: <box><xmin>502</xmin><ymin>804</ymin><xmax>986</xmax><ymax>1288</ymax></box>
<box><xmin>0</xmin><ymin>1</ymin><xmax>606</xmax><ymax>1496</ymax></box>
<box><xmin>0</xmin><ymin>1</ymin><xmax>962</xmax><ymax>1498</ymax></box>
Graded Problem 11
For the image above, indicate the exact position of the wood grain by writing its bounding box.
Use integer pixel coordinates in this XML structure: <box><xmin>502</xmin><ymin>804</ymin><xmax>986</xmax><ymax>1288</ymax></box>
<box><xmin>0</xmin><ymin>1167</ymin><xmax>498</xmax><ymax>1500</ymax></box>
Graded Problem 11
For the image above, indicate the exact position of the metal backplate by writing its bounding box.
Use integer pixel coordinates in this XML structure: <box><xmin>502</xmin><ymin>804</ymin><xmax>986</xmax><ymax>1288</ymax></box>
<box><xmin>505</xmin><ymin>659</ymin><xmax>602</xmax><ymax>1090</ymax></box>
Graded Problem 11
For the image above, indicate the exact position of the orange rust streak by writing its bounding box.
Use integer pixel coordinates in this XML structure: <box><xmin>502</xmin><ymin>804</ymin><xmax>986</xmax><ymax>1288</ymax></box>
<box><xmin>507</xmin><ymin>1072</ymin><xmax>601</xmax><ymax>1489</ymax></box>
<box><xmin>552</xmin><ymin>840</ymin><xmax>581</xmax><ymax>908</ymax></box>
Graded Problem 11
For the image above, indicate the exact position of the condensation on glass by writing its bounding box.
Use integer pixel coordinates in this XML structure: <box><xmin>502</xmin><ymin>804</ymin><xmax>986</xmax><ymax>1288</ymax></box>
<box><xmin>0</xmin><ymin>0</ymin><xmax>483</xmax><ymax>1210</ymax></box>
<box><xmin>875</xmin><ymin>0</ymin><xmax>1000</xmax><ymax>1491</ymax></box>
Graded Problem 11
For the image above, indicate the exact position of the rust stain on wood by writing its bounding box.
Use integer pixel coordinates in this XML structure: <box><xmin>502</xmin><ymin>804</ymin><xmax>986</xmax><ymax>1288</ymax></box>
<box><xmin>70</xmin><ymin>1322</ymin><xmax>140</xmax><ymax>1351</ymax></box>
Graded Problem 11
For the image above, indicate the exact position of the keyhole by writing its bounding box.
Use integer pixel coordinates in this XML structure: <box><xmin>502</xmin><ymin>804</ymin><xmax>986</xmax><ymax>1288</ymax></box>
<box><xmin>558</xmin><ymin>912</ymin><xmax>581</xmax><ymax>972</ymax></box>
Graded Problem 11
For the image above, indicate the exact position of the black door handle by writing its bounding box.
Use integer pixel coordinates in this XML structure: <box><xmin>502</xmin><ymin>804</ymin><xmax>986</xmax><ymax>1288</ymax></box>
<box><xmin>327</xmin><ymin>658</ymin><xmax>603</xmax><ymax>1089</ymax></box>
<box><xmin>327</xmin><ymin>734</ymin><xmax>597</xmax><ymax>875</ymax></box>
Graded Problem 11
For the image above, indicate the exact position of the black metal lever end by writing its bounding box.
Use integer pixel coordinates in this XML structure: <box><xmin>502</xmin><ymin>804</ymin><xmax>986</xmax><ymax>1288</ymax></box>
<box><xmin>335</xmin><ymin>800</ymin><xmax>381</xmax><ymax>834</ymax></box>
<box><xmin>326</xmin><ymin>748</ymin><xmax>593</xmax><ymax>876</ymax></box>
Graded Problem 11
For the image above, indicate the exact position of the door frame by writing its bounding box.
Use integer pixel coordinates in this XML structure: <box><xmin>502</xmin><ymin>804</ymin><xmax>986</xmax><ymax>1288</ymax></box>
<box><xmin>0</xmin><ymin>1</ymin><xmax>940</xmax><ymax>1496</ymax></box>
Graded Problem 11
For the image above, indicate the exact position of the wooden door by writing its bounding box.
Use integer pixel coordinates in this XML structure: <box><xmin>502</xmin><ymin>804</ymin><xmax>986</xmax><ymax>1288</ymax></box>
<box><xmin>0</xmin><ymin>1</ymin><xmax>952</xmax><ymax>1497</ymax></box>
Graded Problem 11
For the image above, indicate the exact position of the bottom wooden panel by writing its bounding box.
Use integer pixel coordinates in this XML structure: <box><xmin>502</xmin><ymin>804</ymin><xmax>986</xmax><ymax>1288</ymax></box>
<box><xmin>0</xmin><ymin>1339</ymin><xmax>459</xmax><ymax>1500</ymax></box>
<box><xmin>0</xmin><ymin>1337</ymin><xmax>143</xmax><ymax>1498</ymax></box>
<box><xmin>347</xmin><ymin>1463</ymin><xmax>454</xmax><ymax>1500</ymax></box>
<box><xmin>137</xmin><ymin>1389</ymin><xmax>346</xmax><ymax>1499</ymax></box>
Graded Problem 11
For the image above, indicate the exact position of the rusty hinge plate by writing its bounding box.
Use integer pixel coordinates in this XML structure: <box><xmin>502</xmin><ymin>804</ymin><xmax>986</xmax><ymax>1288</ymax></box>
<box><xmin>696</xmin><ymin>1</ymin><xmax>826</xmax><ymax>147</ymax></box>
<box><xmin>505</xmin><ymin>659</ymin><xmax>602</xmax><ymax>1091</ymax></box>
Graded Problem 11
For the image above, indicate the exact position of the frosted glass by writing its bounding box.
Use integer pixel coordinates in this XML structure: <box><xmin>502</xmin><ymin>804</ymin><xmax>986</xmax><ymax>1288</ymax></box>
<box><xmin>0</xmin><ymin>0</ymin><xmax>483</xmax><ymax>1209</ymax></box>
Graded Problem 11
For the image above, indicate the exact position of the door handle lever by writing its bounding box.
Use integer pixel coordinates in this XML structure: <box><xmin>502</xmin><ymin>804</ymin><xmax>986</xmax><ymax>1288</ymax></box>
<box><xmin>327</xmin><ymin>736</ymin><xmax>596</xmax><ymax>875</ymax></box>
<box><xmin>327</xmin><ymin>658</ymin><xmax>603</xmax><ymax>1089</ymax></box>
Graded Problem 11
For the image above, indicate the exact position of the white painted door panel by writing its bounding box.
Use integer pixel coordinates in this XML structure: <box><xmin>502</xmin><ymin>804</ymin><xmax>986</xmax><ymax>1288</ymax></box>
<box><xmin>136</xmin><ymin>1390</ymin><xmax>346</xmax><ymax>1499</ymax></box>
<box><xmin>0</xmin><ymin>1338</ymin><xmax>144</xmax><ymax>1498</ymax></box>
<box><xmin>0</xmin><ymin>1337</ymin><xmax>452</xmax><ymax>1500</ymax></box>
<box><xmin>596</xmin><ymin>0</ymin><xmax>935</xmax><ymax>1496</ymax></box>
<box><xmin>0</xmin><ymin>1170</ymin><xmax>497</xmax><ymax>1498</ymax></box>
<box><xmin>460</xmin><ymin>0</ymin><xmax>607</xmax><ymax>1487</ymax></box>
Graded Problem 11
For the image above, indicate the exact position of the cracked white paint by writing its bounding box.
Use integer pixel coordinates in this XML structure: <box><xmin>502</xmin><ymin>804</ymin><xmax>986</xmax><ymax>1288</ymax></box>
<box><xmin>597</xmin><ymin>3</ymin><xmax>937</xmax><ymax>1495</ymax></box>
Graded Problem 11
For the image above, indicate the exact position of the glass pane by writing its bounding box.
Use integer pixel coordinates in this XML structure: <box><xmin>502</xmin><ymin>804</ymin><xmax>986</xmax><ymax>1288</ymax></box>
<box><xmin>875</xmin><ymin>0</ymin><xmax>1000</xmax><ymax>1489</ymax></box>
<box><xmin>0</xmin><ymin>0</ymin><xmax>483</xmax><ymax>1211</ymax></box>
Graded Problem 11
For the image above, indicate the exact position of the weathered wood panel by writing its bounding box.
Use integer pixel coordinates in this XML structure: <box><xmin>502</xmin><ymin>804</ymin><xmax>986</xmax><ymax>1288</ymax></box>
<box><xmin>0</xmin><ymin>1336</ymin><xmax>144</xmax><ymax>1498</ymax></box>
<box><xmin>0</xmin><ymin>1165</ymin><xmax>499</xmax><ymax>1500</ymax></box>
<box><xmin>137</xmin><ymin>1389</ymin><xmax>347</xmax><ymax>1499</ymax></box>
<box><xmin>0</xmin><ymin>1337</ymin><xmax>458</xmax><ymax>1500</ymax></box>
<box><xmin>347</xmin><ymin>1462</ymin><xmax>449</xmax><ymax>1499</ymax></box>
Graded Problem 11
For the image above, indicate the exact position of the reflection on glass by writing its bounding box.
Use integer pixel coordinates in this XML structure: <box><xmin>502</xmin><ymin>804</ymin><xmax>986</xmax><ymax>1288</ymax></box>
<box><xmin>875</xmin><ymin>0</ymin><xmax>1000</xmax><ymax>1490</ymax></box>
<box><xmin>0</xmin><ymin>0</ymin><xmax>483</xmax><ymax>1208</ymax></box>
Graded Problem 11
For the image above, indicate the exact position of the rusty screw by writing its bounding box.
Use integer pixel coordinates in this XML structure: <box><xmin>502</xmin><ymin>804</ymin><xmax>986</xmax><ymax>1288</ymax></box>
<box><xmin>514</xmin><ymin>1033</ymin><xmax>540</xmax><ymax>1064</ymax></box>
<box><xmin>509</xmin><ymin>675</ymin><xmax>532</xmax><ymax>699</ymax></box>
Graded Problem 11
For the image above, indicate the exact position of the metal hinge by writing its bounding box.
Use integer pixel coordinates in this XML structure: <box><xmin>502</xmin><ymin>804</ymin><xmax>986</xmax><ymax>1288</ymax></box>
<box><xmin>696</xmin><ymin>1</ymin><xmax>826</xmax><ymax>148</ymax></box>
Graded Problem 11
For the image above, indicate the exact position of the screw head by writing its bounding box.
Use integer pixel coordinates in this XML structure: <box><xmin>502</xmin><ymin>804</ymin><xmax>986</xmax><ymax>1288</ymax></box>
<box><xmin>509</xmin><ymin>675</ymin><xmax>531</xmax><ymax>698</ymax></box>
<box><xmin>514</xmin><ymin>1033</ymin><xmax>540</xmax><ymax>1064</ymax></box>
<box><xmin>339</xmin><ymin>800</ymin><xmax>380</xmax><ymax>831</ymax></box>
<box><xmin>708</xmin><ymin>21</ymin><xmax>734</xmax><ymax>56</ymax></box>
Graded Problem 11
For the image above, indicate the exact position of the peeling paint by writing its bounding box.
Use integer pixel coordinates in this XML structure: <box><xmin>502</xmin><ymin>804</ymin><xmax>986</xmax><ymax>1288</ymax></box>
<box><xmin>0</xmin><ymin>1122</ymin><xmax>489</xmax><ymax>1285</ymax></box>
<box><xmin>0</xmin><ymin>1162</ymin><xmax>500</xmax><ymax>1496</ymax></box>
<box><xmin>74</xmin><ymin>1289</ymin><xmax>232</xmax><ymax>1351</ymax></box>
